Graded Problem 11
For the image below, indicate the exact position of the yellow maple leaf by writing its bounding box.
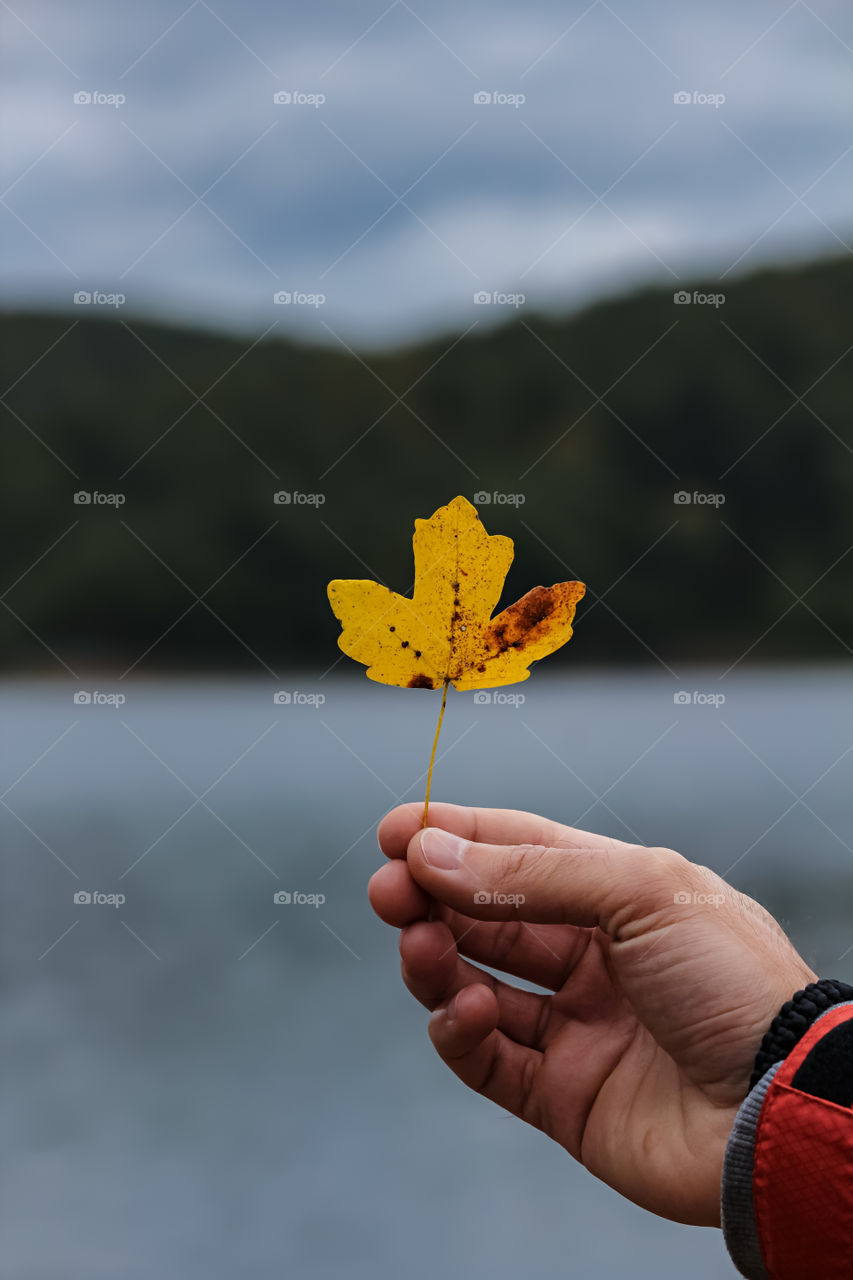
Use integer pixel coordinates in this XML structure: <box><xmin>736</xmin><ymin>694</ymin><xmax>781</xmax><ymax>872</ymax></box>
<box><xmin>327</xmin><ymin>494</ymin><xmax>585</xmax><ymax>692</ymax></box>
<box><xmin>327</xmin><ymin>496</ymin><xmax>585</xmax><ymax>824</ymax></box>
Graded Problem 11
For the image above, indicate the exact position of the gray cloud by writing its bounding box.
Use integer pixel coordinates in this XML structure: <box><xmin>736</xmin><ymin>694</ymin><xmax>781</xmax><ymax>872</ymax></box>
<box><xmin>2</xmin><ymin>0</ymin><xmax>853</xmax><ymax>345</ymax></box>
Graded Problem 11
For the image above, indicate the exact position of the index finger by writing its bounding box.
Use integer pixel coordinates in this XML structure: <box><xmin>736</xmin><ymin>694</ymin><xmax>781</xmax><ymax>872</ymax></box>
<box><xmin>377</xmin><ymin>801</ymin><xmax>636</xmax><ymax>860</ymax></box>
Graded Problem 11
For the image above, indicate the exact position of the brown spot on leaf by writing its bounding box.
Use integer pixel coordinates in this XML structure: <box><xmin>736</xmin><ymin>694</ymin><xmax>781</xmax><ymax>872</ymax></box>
<box><xmin>401</xmin><ymin>640</ymin><xmax>409</xmax><ymax>648</ymax></box>
<box><xmin>407</xmin><ymin>674</ymin><xmax>435</xmax><ymax>689</ymax></box>
<box><xmin>482</xmin><ymin>584</ymin><xmax>575</xmax><ymax>655</ymax></box>
<box><xmin>513</xmin><ymin>586</ymin><xmax>556</xmax><ymax>629</ymax></box>
<box><xmin>488</xmin><ymin>622</ymin><xmax>510</xmax><ymax>653</ymax></box>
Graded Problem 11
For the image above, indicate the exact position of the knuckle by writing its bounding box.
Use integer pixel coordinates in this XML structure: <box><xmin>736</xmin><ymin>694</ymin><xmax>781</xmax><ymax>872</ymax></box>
<box><xmin>608</xmin><ymin>846</ymin><xmax>702</xmax><ymax>931</ymax></box>
<box><xmin>644</xmin><ymin>846</ymin><xmax>697</xmax><ymax>892</ymax></box>
<box><xmin>648</xmin><ymin>844</ymin><xmax>687</xmax><ymax>872</ymax></box>
<box><xmin>648</xmin><ymin>853</ymin><xmax>734</xmax><ymax>916</ymax></box>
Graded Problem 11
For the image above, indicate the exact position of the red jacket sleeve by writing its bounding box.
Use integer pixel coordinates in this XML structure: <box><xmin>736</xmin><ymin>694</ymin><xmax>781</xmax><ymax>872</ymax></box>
<box><xmin>722</xmin><ymin>1001</ymin><xmax>853</xmax><ymax>1279</ymax></box>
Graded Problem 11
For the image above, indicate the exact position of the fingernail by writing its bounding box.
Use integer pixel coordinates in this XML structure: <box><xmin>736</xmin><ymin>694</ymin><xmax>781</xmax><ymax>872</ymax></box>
<box><xmin>430</xmin><ymin>995</ymin><xmax>457</xmax><ymax>1027</ymax></box>
<box><xmin>420</xmin><ymin>828</ymin><xmax>467</xmax><ymax>870</ymax></box>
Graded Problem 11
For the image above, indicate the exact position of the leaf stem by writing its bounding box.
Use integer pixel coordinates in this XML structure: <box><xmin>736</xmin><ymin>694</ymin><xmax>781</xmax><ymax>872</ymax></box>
<box><xmin>422</xmin><ymin>678</ymin><xmax>450</xmax><ymax>827</ymax></box>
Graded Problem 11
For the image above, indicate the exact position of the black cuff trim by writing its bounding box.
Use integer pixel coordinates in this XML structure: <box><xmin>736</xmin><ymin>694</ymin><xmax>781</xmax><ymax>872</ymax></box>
<box><xmin>790</xmin><ymin>1017</ymin><xmax>853</xmax><ymax>1106</ymax></box>
<box><xmin>750</xmin><ymin>978</ymin><xmax>853</xmax><ymax>1091</ymax></box>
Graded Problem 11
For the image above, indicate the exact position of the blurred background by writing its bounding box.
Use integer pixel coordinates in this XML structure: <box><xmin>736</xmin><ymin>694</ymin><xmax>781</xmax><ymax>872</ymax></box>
<box><xmin>2</xmin><ymin>2</ymin><xmax>853</xmax><ymax>1276</ymax></box>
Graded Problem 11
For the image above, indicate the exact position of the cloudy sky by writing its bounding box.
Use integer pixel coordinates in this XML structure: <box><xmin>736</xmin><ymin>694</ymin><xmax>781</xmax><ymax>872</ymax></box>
<box><xmin>3</xmin><ymin>0</ymin><xmax>853</xmax><ymax>345</ymax></box>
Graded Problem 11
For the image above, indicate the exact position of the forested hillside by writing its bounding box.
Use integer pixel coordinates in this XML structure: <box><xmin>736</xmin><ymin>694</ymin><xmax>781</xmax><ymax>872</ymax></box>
<box><xmin>3</xmin><ymin>254</ymin><xmax>853</xmax><ymax>673</ymax></box>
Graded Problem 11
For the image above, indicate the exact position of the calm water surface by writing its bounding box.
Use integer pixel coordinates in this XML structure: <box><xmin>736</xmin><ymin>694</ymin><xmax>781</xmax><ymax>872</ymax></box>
<box><xmin>2</xmin><ymin>668</ymin><xmax>852</xmax><ymax>1278</ymax></box>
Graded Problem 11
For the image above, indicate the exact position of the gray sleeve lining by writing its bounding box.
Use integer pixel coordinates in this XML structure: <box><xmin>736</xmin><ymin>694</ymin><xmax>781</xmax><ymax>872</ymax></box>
<box><xmin>720</xmin><ymin>1062</ymin><xmax>779</xmax><ymax>1280</ymax></box>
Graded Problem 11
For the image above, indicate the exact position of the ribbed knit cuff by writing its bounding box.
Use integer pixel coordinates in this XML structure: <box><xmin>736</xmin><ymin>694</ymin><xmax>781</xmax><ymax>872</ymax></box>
<box><xmin>721</xmin><ymin>1063</ymin><xmax>778</xmax><ymax>1279</ymax></box>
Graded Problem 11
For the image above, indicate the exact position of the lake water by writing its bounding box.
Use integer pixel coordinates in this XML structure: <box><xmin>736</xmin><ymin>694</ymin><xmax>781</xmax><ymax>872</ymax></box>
<box><xmin>2</xmin><ymin>668</ymin><xmax>852</xmax><ymax>1279</ymax></box>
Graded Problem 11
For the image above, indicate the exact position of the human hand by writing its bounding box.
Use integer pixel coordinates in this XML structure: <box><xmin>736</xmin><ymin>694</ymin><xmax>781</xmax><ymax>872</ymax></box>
<box><xmin>369</xmin><ymin>803</ymin><xmax>816</xmax><ymax>1226</ymax></box>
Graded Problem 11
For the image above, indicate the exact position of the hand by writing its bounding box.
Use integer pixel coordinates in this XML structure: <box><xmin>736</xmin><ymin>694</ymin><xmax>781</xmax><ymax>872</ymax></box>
<box><xmin>368</xmin><ymin>803</ymin><xmax>816</xmax><ymax>1227</ymax></box>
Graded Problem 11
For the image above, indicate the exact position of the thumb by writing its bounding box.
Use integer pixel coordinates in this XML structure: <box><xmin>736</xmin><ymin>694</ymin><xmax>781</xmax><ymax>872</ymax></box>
<box><xmin>407</xmin><ymin>826</ymin><xmax>696</xmax><ymax>935</ymax></box>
